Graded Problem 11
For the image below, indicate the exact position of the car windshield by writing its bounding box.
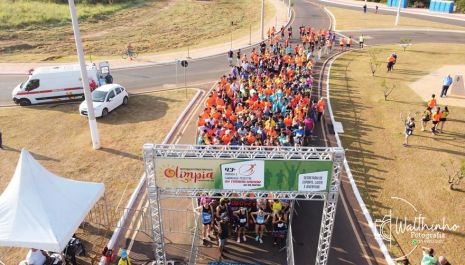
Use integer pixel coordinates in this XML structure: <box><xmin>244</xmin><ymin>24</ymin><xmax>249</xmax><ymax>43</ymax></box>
<box><xmin>20</xmin><ymin>77</ymin><xmax>31</xmax><ymax>89</ymax></box>
<box><xmin>92</xmin><ymin>91</ymin><xmax>107</xmax><ymax>102</ymax></box>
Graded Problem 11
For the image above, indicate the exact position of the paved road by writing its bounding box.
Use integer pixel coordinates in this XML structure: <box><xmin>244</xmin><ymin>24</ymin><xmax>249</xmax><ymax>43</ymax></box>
<box><xmin>3</xmin><ymin>0</ymin><xmax>465</xmax><ymax>105</ymax></box>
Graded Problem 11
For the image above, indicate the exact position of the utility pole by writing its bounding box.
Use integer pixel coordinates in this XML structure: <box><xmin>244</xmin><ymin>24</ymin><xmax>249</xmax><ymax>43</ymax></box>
<box><xmin>249</xmin><ymin>24</ymin><xmax>252</xmax><ymax>45</ymax></box>
<box><xmin>261</xmin><ymin>0</ymin><xmax>265</xmax><ymax>40</ymax></box>
<box><xmin>230</xmin><ymin>21</ymin><xmax>234</xmax><ymax>50</ymax></box>
<box><xmin>68</xmin><ymin>0</ymin><xmax>100</xmax><ymax>149</ymax></box>
<box><xmin>395</xmin><ymin>0</ymin><xmax>402</xmax><ymax>26</ymax></box>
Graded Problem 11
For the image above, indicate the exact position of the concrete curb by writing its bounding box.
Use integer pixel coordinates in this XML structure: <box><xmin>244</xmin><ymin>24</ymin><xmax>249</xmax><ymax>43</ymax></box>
<box><xmin>320</xmin><ymin>0</ymin><xmax>465</xmax><ymax>22</ymax></box>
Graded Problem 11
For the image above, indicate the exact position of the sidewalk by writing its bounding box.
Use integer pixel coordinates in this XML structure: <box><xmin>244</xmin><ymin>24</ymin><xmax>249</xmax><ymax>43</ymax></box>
<box><xmin>320</xmin><ymin>0</ymin><xmax>465</xmax><ymax>21</ymax></box>
<box><xmin>0</xmin><ymin>0</ymin><xmax>289</xmax><ymax>75</ymax></box>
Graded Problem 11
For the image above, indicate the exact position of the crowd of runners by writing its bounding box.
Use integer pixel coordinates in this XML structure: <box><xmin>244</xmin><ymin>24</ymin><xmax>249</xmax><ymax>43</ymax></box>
<box><xmin>197</xmin><ymin>25</ymin><xmax>342</xmax><ymax>148</ymax></box>
<box><xmin>195</xmin><ymin>25</ymin><xmax>340</xmax><ymax>260</ymax></box>
<box><xmin>196</xmin><ymin>196</ymin><xmax>291</xmax><ymax>260</ymax></box>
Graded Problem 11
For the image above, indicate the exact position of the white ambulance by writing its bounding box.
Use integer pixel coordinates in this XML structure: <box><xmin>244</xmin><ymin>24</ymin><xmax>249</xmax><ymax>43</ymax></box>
<box><xmin>12</xmin><ymin>62</ymin><xmax>112</xmax><ymax>106</ymax></box>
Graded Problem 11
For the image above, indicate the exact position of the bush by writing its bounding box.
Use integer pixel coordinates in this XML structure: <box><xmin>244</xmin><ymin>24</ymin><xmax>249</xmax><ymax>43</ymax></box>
<box><xmin>456</xmin><ymin>0</ymin><xmax>465</xmax><ymax>12</ymax></box>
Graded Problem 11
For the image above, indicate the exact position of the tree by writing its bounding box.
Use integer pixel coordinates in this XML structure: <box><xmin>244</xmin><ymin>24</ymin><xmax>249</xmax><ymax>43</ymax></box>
<box><xmin>380</xmin><ymin>79</ymin><xmax>396</xmax><ymax>101</ymax></box>
<box><xmin>441</xmin><ymin>160</ymin><xmax>465</xmax><ymax>190</ymax></box>
<box><xmin>368</xmin><ymin>49</ymin><xmax>382</xmax><ymax>77</ymax></box>
<box><xmin>400</xmin><ymin>38</ymin><xmax>412</xmax><ymax>52</ymax></box>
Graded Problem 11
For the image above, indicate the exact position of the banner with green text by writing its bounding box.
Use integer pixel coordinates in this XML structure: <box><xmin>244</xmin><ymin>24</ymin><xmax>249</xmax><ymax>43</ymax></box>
<box><xmin>155</xmin><ymin>158</ymin><xmax>333</xmax><ymax>192</ymax></box>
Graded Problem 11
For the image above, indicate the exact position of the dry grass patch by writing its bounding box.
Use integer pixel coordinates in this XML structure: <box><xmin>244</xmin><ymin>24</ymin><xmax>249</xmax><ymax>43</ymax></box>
<box><xmin>0</xmin><ymin>88</ymin><xmax>196</xmax><ymax>265</ymax></box>
<box><xmin>328</xmin><ymin>6</ymin><xmax>465</xmax><ymax>30</ymax></box>
<box><xmin>0</xmin><ymin>0</ymin><xmax>275</xmax><ymax>62</ymax></box>
<box><xmin>330</xmin><ymin>44</ymin><xmax>465</xmax><ymax>263</ymax></box>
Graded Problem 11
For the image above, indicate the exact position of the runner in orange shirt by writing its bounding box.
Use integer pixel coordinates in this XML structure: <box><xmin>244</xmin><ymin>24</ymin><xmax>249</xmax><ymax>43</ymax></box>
<box><xmin>427</xmin><ymin>94</ymin><xmax>437</xmax><ymax>109</ymax></box>
<box><xmin>317</xmin><ymin>97</ymin><xmax>326</xmax><ymax>122</ymax></box>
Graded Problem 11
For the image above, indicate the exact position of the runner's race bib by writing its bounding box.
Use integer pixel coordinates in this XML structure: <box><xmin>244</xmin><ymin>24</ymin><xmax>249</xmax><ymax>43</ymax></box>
<box><xmin>240</xmin><ymin>218</ymin><xmax>247</xmax><ymax>223</ymax></box>
<box><xmin>202</xmin><ymin>212</ymin><xmax>212</xmax><ymax>223</ymax></box>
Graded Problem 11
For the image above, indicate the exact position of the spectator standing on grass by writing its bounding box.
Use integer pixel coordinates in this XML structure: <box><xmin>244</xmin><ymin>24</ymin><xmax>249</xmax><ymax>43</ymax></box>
<box><xmin>421</xmin><ymin>107</ymin><xmax>432</xmax><ymax>131</ymax></box>
<box><xmin>0</xmin><ymin>130</ymin><xmax>3</xmax><ymax>149</ymax></box>
<box><xmin>392</xmin><ymin>53</ymin><xmax>397</xmax><ymax>69</ymax></box>
<box><xmin>403</xmin><ymin>116</ymin><xmax>415</xmax><ymax>147</ymax></box>
<box><xmin>420</xmin><ymin>247</ymin><xmax>437</xmax><ymax>265</ymax></box>
<box><xmin>376</xmin><ymin>5</ymin><xmax>379</xmax><ymax>14</ymax></box>
<box><xmin>387</xmin><ymin>55</ymin><xmax>395</xmax><ymax>72</ymax></box>
<box><xmin>359</xmin><ymin>35</ymin><xmax>364</xmax><ymax>48</ymax></box>
<box><xmin>363</xmin><ymin>4</ymin><xmax>367</xmax><ymax>13</ymax></box>
<box><xmin>439</xmin><ymin>106</ymin><xmax>449</xmax><ymax>133</ymax></box>
<box><xmin>440</xmin><ymin>74</ymin><xmax>453</xmax><ymax>97</ymax></box>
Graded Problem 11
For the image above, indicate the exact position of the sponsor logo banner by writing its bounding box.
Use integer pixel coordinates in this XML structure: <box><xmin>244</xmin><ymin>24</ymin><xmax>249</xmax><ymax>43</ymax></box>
<box><xmin>155</xmin><ymin>158</ymin><xmax>333</xmax><ymax>192</ymax></box>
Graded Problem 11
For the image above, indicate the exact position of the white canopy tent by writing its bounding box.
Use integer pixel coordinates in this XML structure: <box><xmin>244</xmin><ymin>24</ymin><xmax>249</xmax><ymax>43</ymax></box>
<box><xmin>0</xmin><ymin>149</ymin><xmax>105</xmax><ymax>252</ymax></box>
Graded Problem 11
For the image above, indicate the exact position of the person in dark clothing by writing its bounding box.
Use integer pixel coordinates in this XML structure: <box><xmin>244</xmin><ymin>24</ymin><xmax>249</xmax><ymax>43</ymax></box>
<box><xmin>0</xmin><ymin>130</ymin><xmax>3</xmax><ymax>149</ymax></box>
<box><xmin>363</xmin><ymin>4</ymin><xmax>367</xmax><ymax>13</ymax></box>
<box><xmin>216</xmin><ymin>213</ymin><xmax>230</xmax><ymax>260</ymax></box>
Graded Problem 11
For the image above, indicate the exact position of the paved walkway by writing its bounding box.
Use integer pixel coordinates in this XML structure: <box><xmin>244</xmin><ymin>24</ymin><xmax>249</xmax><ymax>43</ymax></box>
<box><xmin>320</xmin><ymin>0</ymin><xmax>465</xmax><ymax>21</ymax></box>
<box><xmin>410</xmin><ymin>65</ymin><xmax>465</xmax><ymax>107</ymax></box>
<box><xmin>0</xmin><ymin>0</ymin><xmax>289</xmax><ymax>75</ymax></box>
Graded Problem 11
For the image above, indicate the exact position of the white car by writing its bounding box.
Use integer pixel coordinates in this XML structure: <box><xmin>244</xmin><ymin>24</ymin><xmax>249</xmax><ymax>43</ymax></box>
<box><xmin>79</xmin><ymin>84</ymin><xmax>128</xmax><ymax>118</ymax></box>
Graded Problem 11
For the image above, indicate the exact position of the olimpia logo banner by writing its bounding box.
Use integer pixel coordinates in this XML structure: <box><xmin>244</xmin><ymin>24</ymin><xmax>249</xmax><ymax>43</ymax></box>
<box><xmin>155</xmin><ymin>158</ymin><xmax>333</xmax><ymax>192</ymax></box>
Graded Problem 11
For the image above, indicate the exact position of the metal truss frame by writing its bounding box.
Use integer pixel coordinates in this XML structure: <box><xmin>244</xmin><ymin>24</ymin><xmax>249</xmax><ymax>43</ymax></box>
<box><xmin>143</xmin><ymin>144</ymin><xmax>345</xmax><ymax>265</ymax></box>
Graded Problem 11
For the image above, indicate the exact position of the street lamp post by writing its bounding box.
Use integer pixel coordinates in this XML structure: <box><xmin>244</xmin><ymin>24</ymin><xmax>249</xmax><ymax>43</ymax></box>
<box><xmin>395</xmin><ymin>0</ymin><xmax>402</xmax><ymax>26</ymax></box>
<box><xmin>68</xmin><ymin>0</ymin><xmax>100</xmax><ymax>149</ymax></box>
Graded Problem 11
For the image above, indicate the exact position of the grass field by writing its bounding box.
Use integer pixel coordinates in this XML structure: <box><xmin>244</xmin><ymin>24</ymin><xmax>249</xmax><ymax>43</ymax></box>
<box><xmin>0</xmin><ymin>88</ymin><xmax>196</xmax><ymax>265</ymax></box>
<box><xmin>327</xmin><ymin>6</ymin><xmax>465</xmax><ymax>30</ymax></box>
<box><xmin>0</xmin><ymin>0</ymin><xmax>145</xmax><ymax>29</ymax></box>
<box><xmin>330</xmin><ymin>44</ymin><xmax>465</xmax><ymax>263</ymax></box>
<box><xmin>0</xmin><ymin>0</ymin><xmax>275</xmax><ymax>62</ymax></box>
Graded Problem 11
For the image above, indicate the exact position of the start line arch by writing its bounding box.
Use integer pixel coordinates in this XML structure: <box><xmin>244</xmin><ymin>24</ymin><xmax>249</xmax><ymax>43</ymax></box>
<box><xmin>143</xmin><ymin>144</ymin><xmax>345</xmax><ymax>265</ymax></box>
